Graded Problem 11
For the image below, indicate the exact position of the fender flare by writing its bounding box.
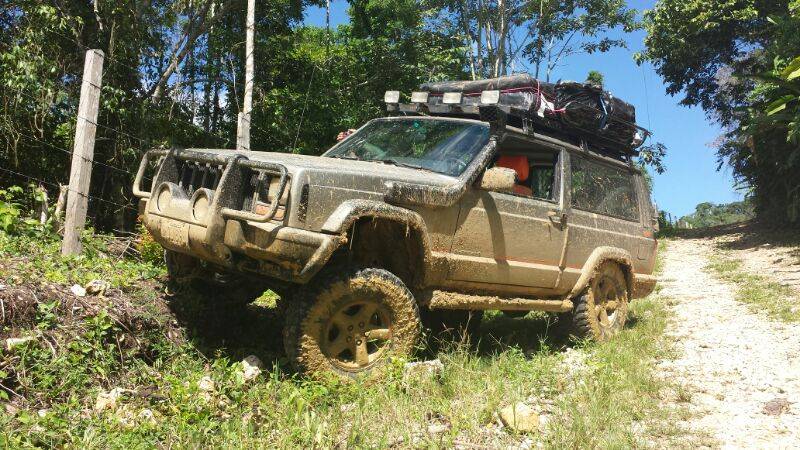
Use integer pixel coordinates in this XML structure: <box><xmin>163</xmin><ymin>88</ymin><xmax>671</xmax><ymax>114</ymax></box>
<box><xmin>567</xmin><ymin>246</ymin><xmax>635</xmax><ymax>299</ymax></box>
<box><xmin>320</xmin><ymin>199</ymin><xmax>433</xmax><ymax>286</ymax></box>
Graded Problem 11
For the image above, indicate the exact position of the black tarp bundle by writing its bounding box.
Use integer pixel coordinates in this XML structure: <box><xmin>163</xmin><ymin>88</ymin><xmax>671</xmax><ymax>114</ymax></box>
<box><xmin>420</xmin><ymin>74</ymin><xmax>642</xmax><ymax>152</ymax></box>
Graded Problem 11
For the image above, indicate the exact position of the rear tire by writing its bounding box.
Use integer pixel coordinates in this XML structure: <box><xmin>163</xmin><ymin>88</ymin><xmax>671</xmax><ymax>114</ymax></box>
<box><xmin>283</xmin><ymin>267</ymin><xmax>421</xmax><ymax>379</ymax></box>
<box><xmin>568</xmin><ymin>261</ymin><xmax>629</xmax><ymax>341</ymax></box>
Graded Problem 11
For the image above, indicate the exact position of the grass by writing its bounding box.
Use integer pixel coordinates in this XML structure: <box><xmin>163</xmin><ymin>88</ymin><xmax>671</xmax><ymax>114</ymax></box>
<box><xmin>653</xmin><ymin>238</ymin><xmax>669</xmax><ymax>276</ymax></box>
<box><xmin>0</xmin><ymin>226</ymin><xmax>686</xmax><ymax>448</ymax></box>
<box><xmin>707</xmin><ymin>253</ymin><xmax>800</xmax><ymax>322</ymax></box>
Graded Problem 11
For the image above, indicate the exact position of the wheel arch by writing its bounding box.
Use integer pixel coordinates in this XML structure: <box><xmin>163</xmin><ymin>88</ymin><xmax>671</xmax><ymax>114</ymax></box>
<box><xmin>320</xmin><ymin>200</ymin><xmax>433</xmax><ymax>289</ymax></box>
<box><xmin>568</xmin><ymin>246</ymin><xmax>635</xmax><ymax>299</ymax></box>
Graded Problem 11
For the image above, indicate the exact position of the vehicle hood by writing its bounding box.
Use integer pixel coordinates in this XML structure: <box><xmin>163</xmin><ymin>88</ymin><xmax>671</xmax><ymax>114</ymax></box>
<box><xmin>209</xmin><ymin>149</ymin><xmax>458</xmax><ymax>189</ymax></box>
<box><xmin>190</xmin><ymin>149</ymin><xmax>459</xmax><ymax>230</ymax></box>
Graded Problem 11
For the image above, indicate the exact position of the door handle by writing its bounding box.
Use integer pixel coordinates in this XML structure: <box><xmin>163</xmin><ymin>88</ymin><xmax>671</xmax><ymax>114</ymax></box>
<box><xmin>548</xmin><ymin>210</ymin><xmax>567</xmax><ymax>228</ymax></box>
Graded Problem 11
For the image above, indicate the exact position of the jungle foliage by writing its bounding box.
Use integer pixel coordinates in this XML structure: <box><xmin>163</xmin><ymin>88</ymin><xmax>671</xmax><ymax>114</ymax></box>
<box><xmin>641</xmin><ymin>0</ymin><xmax>800</xmax><ymax>226</ymax></box>
<box><xmin>680</xmin><ymin>200</ymin><xmax>755</xmax><ymax>229</ymax></box>
<box><xmin>0</xmin><ymin>0</ymin><xmax>466</xmax><ymax>231</ymax></box>
<box><xmin>0</xmin><ymin>1</ymin><xmax>653</xmax><ymax>233</ymax></box>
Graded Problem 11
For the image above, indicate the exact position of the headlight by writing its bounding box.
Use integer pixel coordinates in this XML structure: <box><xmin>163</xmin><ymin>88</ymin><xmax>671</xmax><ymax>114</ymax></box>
<box><xmin>411</xmin><ymin>91</ymin><xmax>429</xmax><ymax>103</ymax></box>
<box><xmin>384</xmin><ymin>90</ymin><xmax>400</xmax><ymax>104</ymax></box>
<box><xmin>480</xmin><ymin>90</ymin><xmax>500</xmax><ymax>105</ymax></box>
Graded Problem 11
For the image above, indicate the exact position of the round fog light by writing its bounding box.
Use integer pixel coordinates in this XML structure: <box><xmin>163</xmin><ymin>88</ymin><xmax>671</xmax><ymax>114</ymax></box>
<box><xmin>192</xmin><ymin>193</ymin><xmax>210</xmax><ymax>221</ymax></box>
<box><xmin>156</xmin><ymin>185</ymin><xmax>172</xmax><ymax>211</ymax></box>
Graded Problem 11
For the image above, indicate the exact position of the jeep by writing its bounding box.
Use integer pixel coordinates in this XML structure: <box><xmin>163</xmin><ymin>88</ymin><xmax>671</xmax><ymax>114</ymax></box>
<box><xmin>133</xmin><ymin>82</ymin><xmax>658</xmax><ymax>379</ymax></box>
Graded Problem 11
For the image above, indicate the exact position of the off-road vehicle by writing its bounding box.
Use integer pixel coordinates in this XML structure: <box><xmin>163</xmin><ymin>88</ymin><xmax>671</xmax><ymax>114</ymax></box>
<box><xmin>134</xmin><ymin>74</ymin><xmax>659</xmax><ymax>378</ymax></box>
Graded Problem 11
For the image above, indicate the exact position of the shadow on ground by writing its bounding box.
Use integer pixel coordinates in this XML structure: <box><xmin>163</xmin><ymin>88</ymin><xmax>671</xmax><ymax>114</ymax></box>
<box><xmin>165</xmin><ymin>285</ymin><xmax>576</xmax><ymax>374</ymax></box>
<box><xmin>166</xmin><ymin>289</ymin><xmax>288</xmax><ymax>368</ymax></box>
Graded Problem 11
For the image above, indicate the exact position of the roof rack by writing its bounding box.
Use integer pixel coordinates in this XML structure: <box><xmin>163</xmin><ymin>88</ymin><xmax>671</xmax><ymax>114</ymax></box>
<box><xmin>382</xmin><ymin>76</ymin><xmax>652</xmax><ymax>159</ymax></box>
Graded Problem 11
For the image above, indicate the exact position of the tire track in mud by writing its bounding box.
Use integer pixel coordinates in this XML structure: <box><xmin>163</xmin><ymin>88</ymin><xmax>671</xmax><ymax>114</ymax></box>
<box><xmin>656</xmin><ymin>238</ymin><xmax>800</xmax><ymax>448</ymax></box>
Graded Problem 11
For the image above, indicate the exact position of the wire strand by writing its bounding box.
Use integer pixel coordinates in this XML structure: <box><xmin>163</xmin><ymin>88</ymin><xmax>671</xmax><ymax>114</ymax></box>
<box><xmin>292</xmin><ymin>64</ymin><xmax>317</xmax><ymax>151</ymax></box>
<box><xmin>4</xmin><ymin>78</ymin><xmax>227</xmax><ymax>150</ymax></box>
<box><xmin>18</xmin><ymin>133</ymin><xmax>150</xmax><ymax>181</ymax></box>
<box><xmin>639</xmin><ymin>63</ymin><xmax>654</xmax><ymax>132</ymax></box>
<box><xmin>0</xmin><ymin>166</ymin><xmax>139</xmax><ymax>214</ymax></box>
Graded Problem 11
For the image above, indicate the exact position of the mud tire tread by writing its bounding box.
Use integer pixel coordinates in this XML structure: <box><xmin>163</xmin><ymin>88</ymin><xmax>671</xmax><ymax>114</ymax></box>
<box><xmin>283</xmin><ymin>266</ymin><xmax>421</xmax><ymax>379</ymax></box>
<box><xmin>567</xmin><ymin>261</ymin><xmax>629</xmax><ymax>342</ymax></box>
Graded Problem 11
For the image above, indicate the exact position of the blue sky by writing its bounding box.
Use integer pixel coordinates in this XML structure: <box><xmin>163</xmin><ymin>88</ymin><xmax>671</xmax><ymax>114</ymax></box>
<box><xmin>303</xmin><ymin>1</ymin><xmax>743</xmax><ymax>218</ymax></box>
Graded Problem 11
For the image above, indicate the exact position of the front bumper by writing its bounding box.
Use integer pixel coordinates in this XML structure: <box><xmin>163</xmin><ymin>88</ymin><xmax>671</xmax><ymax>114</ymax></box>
<box><xmin>135</xmin><ymin>149</ymin><xmax>343</xmax><ymax>284</ymax></box>
<box><xmin>142</xmin><ymin>208</ymin><xmax>343</xmax><ymax>283</ymax></box>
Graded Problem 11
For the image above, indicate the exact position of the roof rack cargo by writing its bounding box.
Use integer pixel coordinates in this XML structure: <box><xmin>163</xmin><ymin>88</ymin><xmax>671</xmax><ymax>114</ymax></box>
<box><xmin>384</xmin><ymin>74</ymin><xmax>650</xmax><ymax>158</ymax></box>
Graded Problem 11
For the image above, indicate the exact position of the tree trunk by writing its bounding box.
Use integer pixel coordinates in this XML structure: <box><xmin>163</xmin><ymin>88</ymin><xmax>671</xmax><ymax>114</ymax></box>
<box><xmin>237</xmin><ymin>0</ymin><xmax>255</xmax><ymax>151</ymax></box>
<box><xmin>150</xmin><ymin>0</ymin><xmax>234</xmax><ymax>99</ymax></box>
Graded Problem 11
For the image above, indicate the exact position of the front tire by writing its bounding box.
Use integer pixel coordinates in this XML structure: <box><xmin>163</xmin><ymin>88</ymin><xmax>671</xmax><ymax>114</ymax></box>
<box><xmin>283</xmin><ymin>267</ymin><xmax>421</xmax><ymax>379</ymax></box>
<box><xmin>164</xmin><ymin>250</ymin><xmax>265</xmax><ymax>308</ymax></box>
<box><xmin>568</xmin><ymin>261</ymin><xmax>629</xmax><ymax>341</ymax></box>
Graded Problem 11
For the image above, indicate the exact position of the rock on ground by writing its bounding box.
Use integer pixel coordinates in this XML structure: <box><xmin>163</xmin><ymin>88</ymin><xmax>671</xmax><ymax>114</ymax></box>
<box><xmin>241</xmin><ymin>355</ymin><xmax>264</xmax><ymax>381</ymax></box>
<box><xmin>4</xmin><ymin>336</ymin><xmax>35</xmax><ymax>351</ymax></box>
<box><xmin>94</xmin><ymin>387</ymin><xmax>127</xmax><ymax>413</ymax></box>
<box><xmin>498</xmin><ymin>402</ymin><xmax>540</xmax><ymax>434</ymax></box>
<box><xmin>657</xmin><ymin>238</ymin><xmax>800</xmax><ymax>448</ymax></box>
<box><xmin>403</xmin><ymin>359</ymin><xmax>444</xmax><ymax>381</ymax></box>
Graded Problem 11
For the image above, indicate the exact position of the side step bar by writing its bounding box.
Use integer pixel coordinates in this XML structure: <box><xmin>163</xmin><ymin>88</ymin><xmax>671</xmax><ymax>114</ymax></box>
<box><xmin>428</xmin><ymin>290</ymin><xmax>573</xmax><ymax>313</ymax></box>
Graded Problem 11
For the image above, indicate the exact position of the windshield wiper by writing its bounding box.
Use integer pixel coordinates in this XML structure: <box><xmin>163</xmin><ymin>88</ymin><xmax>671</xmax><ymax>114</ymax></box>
<box><xmin>377</xmin><ymin>158</ymin><xmax>436</xmax><ymax>173</ymax></box>
<box><xmin>329</xmin><ymin>154</ymin><xmax>360</xmax><ymax>160</ymax></box>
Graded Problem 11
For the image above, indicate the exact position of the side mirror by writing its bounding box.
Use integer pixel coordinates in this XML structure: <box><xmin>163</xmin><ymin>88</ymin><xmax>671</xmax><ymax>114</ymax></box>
<box><xmin>480</xmin><ymin>167</ymin><xmax>516</xmax><ymax>193</ymax></box>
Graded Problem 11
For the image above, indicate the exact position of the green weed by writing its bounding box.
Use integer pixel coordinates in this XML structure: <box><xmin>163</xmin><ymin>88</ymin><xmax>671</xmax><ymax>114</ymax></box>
<box><xmin>0</xmin><ymin>229</ymin><xmax>685</xmax><ymax>448</ymax></box>
<box><xmin>707</xmin><ymin>254</ymin><xmax>800</xmax><ymax>322</ymax></box>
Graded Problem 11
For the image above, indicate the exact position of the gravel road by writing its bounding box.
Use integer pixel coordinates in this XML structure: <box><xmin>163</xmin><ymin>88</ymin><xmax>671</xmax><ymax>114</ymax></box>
<box><xmin>657</xmin><ymin>238</ymin><xmax>800</xmax><ymax>448</ymax></box>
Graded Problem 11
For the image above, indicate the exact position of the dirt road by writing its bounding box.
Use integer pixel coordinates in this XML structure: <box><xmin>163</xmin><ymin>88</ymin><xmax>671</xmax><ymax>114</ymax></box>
<box><xmin>657</xmin><ymin>238</ymin><xmax>800</xmax><ymax>448</ymax></box>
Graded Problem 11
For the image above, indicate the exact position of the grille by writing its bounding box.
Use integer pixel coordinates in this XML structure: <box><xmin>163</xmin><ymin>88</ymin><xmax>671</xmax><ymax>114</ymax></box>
<box><xmin>241</xmin><ymin>170</ymin><xmax>272</xmax><ymax>212</ymax></box>
<box><xmin>177</xmin><ymin>161</ymin><xmax>223</xmax><ymax>197</ymax></box>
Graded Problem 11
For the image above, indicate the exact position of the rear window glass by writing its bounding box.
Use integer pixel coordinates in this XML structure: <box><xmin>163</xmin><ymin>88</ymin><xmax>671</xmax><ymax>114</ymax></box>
<box><xmin>571</xmin><ymin>156</ymin><xmax>639</xmax><ymax>221</ymax></box>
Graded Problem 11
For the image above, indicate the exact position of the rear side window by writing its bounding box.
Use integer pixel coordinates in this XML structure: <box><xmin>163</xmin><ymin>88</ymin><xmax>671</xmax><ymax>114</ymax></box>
<box><xmin>570</xmin><ymin>156</ymin><xmax>639</xmax><ymax>221</ymax></box>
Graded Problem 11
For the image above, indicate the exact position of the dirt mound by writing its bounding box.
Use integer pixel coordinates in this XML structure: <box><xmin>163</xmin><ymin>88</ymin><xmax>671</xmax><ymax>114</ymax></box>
<box><xmin>0</xmin><ymin>281</ymin><xmax>178</xmax><ymax>342</ymax></box>
<box><xmin>0</xmin><ymin>279</ymin><xmax>185</xmax><ymax>408</ymax></box>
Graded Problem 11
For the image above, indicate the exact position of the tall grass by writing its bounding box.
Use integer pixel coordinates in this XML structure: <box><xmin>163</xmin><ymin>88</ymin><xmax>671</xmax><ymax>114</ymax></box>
<box><xmin>0</xmin><ymin>230</ymin><xmax>684</xmax><ymax>448</ymax></box>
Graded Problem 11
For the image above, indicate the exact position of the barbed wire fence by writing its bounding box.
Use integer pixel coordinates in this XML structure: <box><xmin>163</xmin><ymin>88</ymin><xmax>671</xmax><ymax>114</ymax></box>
<box><xmin>0</xmin><ymin>39</ymin><xmax>240</xmax><ymax>254</ymax></box>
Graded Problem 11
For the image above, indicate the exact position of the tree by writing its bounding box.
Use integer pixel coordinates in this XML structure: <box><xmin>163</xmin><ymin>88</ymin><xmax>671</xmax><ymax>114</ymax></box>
<box><xmin>0</xmin><ymin>0</ymin><xmax>312</xmax><ymax>230</ymax></box>
<box><xmin>258</xmin><ymin>0</ymin><xmax>467</xmax><ymax>154</ymax></box>
<box><xmin>641</xmin><ymin>0</ymin><xmax>800</xmax><ymax>225</ymax></box>
<box><xmin>680</xmin><ymin>200</ymin><xmax>754</xmax><ymax>228</ymax></box>
<box><xmin>0</xmin><ymin>0</ymin><xmax>468</xmax><ymax>231</ymax></box>
<box><xmin>431</xmin><ymin>0</ymin><xmax>639</xmax><ymax>80</ymax></box>
<box><xmin>586</xmin><ymin>70</ymin><xmax>604</xmax><ymax>87</ymax></box>
<box><xmin>639</xmin><ymin>1</ymin><xmax>792</xmax><ymax>124</ymax></box>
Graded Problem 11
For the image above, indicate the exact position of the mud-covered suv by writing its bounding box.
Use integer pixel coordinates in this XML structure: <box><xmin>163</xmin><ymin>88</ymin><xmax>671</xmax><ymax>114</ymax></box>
<box><xmin>134</xmin><ymin>96</ymin><xmax>658</xmax><ymax>378</ymax></box>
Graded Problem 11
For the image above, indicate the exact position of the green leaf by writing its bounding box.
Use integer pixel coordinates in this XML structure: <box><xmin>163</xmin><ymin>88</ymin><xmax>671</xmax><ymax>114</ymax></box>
<box><xmin>765</xmin><ymin>95</ymin><xmax>796</xmax><ymax>116</ymax></box>
<box><xmin>781</xmin><ymin>56</ymin><xmax>800</xmax><ymax>81</ymax></box>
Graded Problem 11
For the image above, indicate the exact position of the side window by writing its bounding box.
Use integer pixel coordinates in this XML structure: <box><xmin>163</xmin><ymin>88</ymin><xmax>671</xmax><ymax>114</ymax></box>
<box><xmin>493</xmin><ymin>152</ymin><xmax>558</xmax><ymax>201</ymax></box>
<box><xmin>529</xmin><ymin>162</ymin><xmax>556</xmax><ymax>201</ymax></box>
<box><xmin>571</xmin><ymin>156</ymin><xmax>639</xmax><ymax>221</ymax></box>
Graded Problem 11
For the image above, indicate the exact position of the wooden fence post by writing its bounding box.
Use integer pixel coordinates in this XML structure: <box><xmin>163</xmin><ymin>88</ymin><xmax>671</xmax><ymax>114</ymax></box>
<box><xmin>62</xmin><ymin>49</ymin><xmax>104</xmax><ymax>256</ymax></box>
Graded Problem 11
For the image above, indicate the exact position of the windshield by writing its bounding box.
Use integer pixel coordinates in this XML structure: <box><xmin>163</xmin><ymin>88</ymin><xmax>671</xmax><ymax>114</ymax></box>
<box><xmin>324</xmin><ymin>118</ymin><xmax>490</xmax><ymax>177</ymax></box>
